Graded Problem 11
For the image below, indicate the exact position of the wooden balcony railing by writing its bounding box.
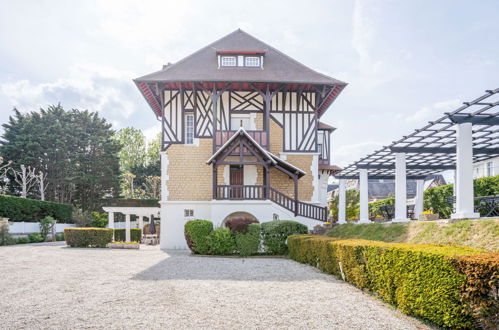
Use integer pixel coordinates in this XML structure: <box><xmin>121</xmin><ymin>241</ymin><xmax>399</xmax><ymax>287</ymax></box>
<box><xmin>215</xmin><ymin>185</ymin><xmax>266</xmax><ymax>200</ymax></box>
<box><xmin>215</xmin><ymin>131</ymin><xmax>268</xmax><ymax>150</ymax></box>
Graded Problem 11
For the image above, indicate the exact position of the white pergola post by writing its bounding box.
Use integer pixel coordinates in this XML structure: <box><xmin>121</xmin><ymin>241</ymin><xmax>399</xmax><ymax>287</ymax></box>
<box><xmin>125</xmin><ymin>214</ymin><xmax>131</xmax><ymax>242</ymax></box>
<box><xmin>414</xmin><ymin>179</ymin><xmax>424</xmax><ymax>220</ymax></box>
<box><xmin>138</xmin><ymin>215</ymin><xmax>144</xmax><ymax>231</ymax></box>
<box><xmin>359</xmin><ymin>169</ymin><xmax>370</xmax><ymax>223</ymax></box>
<box><xmin>394</xmin><ymin>153</ymin><xmax>409</xmax><ymax>222</ymax></box>
<box><xmin>338</xmin><ymin>179</ymin><xmax>346</xmax><ymax>224</ymax></box>
<box><xmin>452</xmin><ymin>123</ymin><xmax>479</xmax><ymax>219</ymax></box>
<box><xmin>108</xmin><ymin>212</ymin><xmax>115</xmax><ymax>241</ymax></box>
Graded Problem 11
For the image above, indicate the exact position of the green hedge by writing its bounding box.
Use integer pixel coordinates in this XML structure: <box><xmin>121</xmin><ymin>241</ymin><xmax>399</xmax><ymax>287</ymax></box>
<box><xmin>64</xmin><ymin>228</ymin><xmax>113</xmax><ymax>248</ymax></box>
<box><xmin>0</xmin><ymin>194</ymin><xmax>72</xmax><ymax>222</ymax></box>
<box><xmin>368</xmin><ymin>197</ymin><xmax>394</xmax><ymax>218</ymax></box>
<box><xmin>113</xmin><ymin>228</ymin><xmax>142</xmax><ymax>242</ymax></box>
<box><xmin>261</xmin><ymin>220</ymin><xmax>308</xmax><ymax>255</ymax></box>
<box><xmin>288</xmin><ymin>235</ymin><xmax>498</xmax><ymax>329</ymax></box>
<box><xmin>207</xmin><ymin>227</ymin><xmax>236</xmax><ymax>255</ymax></box>
<box><xmin>184</xmin><ymin>220</ymin><xmax>213</xmax><ymax>254</ymax></box>
<box><xmin>235</xmin><ymin>223</ymin><xmax>261</xmax><ymax>256</ymax></box>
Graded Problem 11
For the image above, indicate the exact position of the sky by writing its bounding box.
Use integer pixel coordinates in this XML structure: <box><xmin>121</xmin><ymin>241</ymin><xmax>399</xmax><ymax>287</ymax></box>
<box><xmin>0</xmin><ymin>0</ymin><xmax>498</xmax><ymax>168</ymax></box>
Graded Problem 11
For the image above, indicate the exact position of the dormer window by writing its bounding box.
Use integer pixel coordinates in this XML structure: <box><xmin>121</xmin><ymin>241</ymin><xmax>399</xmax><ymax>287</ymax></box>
<box><xmin>245</xmin><ymin>56</ymin><xmax>260</xmax><ymax>67</ymax></box>
<box><xmin>217</xmin><ymin>51</ymin><xmax>265</xmax><ymax>69</ymax></box>
<box><xmin>221</xmin><ymin>56</ymin><xmax>236</xmax><ymax>67</ymax></box>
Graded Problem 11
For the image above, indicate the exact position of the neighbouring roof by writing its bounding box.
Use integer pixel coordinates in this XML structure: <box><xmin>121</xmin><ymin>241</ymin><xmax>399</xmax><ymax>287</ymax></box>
<box><xmin>319</xmin><ymin>164</ymin><xmax>342</xmax><ymax>173</ymax></box>
<box><xmin>135</xmin><ymin>29</ymin><xmax>346</xmax><ymax>87</ymax></box>
<box><xmin>366</xmin><ymin>180</ymin><xmax>417</xmax><ymax>199</ymax></box>
<box><xmin>327</xmin><ymin>184</ymin><xmax>339</xmax><ymax>193</ymax></box>
<box><xmin>206</xmin><ymin>127</ymin><xmax>306</xmax><ymax>178</ymax></box>
<box><xmin>318</xmin><ymin>122</ymin><xmax>336</xmax><ymax>131</ymax></box>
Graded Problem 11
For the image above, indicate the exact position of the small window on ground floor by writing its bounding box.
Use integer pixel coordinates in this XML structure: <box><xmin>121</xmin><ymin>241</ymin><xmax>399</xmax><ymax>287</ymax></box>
<box><xmin>184</xmin><ymin>209</ymin><xmax>194</xmax><ymax>217</ymax></box>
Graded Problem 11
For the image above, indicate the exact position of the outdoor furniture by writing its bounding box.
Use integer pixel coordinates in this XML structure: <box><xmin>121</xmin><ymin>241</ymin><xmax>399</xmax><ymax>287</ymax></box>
<box><xmin>379</xmin><ymin>205</ymin><xmax>395</xmax><ymax>220</ymax></box>
<box><xmin>446</xmin><ymin>195</ymin><xmax>499</xmax><ymax>217</ymax></box>
<box><xmin>407</xmin><ymin>205</ymin><xmax>415</xmax><ymax>220</ymax></box>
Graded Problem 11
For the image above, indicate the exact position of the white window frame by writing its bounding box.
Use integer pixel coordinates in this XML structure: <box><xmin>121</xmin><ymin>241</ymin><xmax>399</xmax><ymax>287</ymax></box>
<box><xmin>221</xmin><ymin>56</ymin><xmax>236</xmax><ymax>67</ymax></box>
<box><xmin>185</xmin><ymin>114</ymin><xmax>194</xmax><ymax>145</ymax></box>
<box><xmin>245</xmin><ymin>56</ymin><xmax>260</xmax><ymax>67</ymax></box>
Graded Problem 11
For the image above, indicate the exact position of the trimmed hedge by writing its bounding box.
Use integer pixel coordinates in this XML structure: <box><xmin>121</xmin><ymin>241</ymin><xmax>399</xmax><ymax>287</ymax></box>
<box><xmin>369</xmin><ymin>197</ymin><xmax>394</xmax><ymax>218</ymax></box>
<box><xmin>208</xmin><ymin>227</ymin><xmax>236</xmax><ymax>255</ymax></box>
<box><xmin>64</xmin><ymin>228</ymin><xmax>113</xmax><ymax>248</ymax></box>
<box><xmin>0</xmin><ymin>194</ymin><xmax>72</xmax><ymax>222</ymax></box>
<box><xmin>113</xmin><ymin>228</ymin><xmax>142</xmax><ymax>242</ymax></box>
<box><xmin>288</xmin><ymin>235</ymin><xmax>498</xmax><ymax>329</ymax></box>
<box><xmin>184</xmin><ymin>220</ymin><xmax>213</xmax><ymax>254</ymax></box>
<box><xmin>261</xmin><ymin>220</ymin><xmax>308</xmax><ymax>255</ymax></box>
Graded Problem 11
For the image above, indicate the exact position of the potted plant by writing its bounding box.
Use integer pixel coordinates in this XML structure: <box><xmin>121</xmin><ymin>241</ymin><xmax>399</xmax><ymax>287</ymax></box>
<box><xmin>419</xmin><ymin>210</ymin><xmax>439</xmax><ymax>221</ymax></box>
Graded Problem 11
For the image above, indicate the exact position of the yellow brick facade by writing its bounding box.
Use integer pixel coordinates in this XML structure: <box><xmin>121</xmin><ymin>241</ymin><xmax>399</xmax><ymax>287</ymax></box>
<box><xmin>165</xmin><ymin>115</ymin><xmax>315</xmax><ymax>202</ymax></box>
<box><xmin>166</xmin><ymin>139</ymin><xmax>213</xmax><ymax>200</ymax></box>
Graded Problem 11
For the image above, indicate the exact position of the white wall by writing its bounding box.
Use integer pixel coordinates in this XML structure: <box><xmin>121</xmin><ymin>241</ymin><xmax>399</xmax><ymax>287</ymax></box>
<box><xmin>159</xmin><ymin>200</ymin><xmax>323</xmax><ymax>250</ymax></box>
<box><xmin>8</xmin><ymin>222</ymin><xmax>75</xmax><ymax>235</ymax></box>
<box><xmin>473</xmin><ymin>156</ymin><xmax>499</xmax><ymax>178</ymax></box>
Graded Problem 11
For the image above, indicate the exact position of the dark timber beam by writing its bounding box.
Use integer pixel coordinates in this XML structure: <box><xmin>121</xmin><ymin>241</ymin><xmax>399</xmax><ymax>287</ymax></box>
<box><xmin>390</xmin><ymin>146</ymin><xmax>498</xmax><ymax>155</ymax></box>
<box><xmin>448</xmin><ymin>114</ymin><xmax>499</xmax><ymax>126</ymax></box>
<box><xmin>356</xmin><ymin>164</ymin><xmax>455</xmax><ymax>170</ymax></box>
<box><xmin>335</xmin><ymin>175</ymin><xmax>429</xmax><ymax>180</ymax></box>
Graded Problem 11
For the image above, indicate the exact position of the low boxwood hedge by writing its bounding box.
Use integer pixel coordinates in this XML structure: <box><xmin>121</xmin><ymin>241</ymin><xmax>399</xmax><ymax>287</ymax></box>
<box><xmin>0</xmin><ymin>194</ymin><xmax>72</xmax><ymax>222</ymax></box>
<box><xmin>114</xmin><ymin>228</ymin><xmax>142</xmax><ymax>242</ymax></box>
<box><xmin>64</xmin><ymin>228</ymin><xmax>113</xmax><ymax>248</ymax></box>
<box><xmin>288</xmin><ymin>235</ymin><xmax>498</xmax><ymax>329</ymax></box>
<box><xmin>235</xmin><ymin>223</ymin><xmax>261</xmax><ymax>256</ymax></box>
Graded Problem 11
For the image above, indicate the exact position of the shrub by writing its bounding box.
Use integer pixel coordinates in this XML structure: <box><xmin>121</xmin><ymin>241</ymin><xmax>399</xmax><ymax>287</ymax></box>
<box><xmin>113</xmin><ymin>228</ymin><xmax>142</xmax><ymax>242</ymax></box>
<box><xmin>261</xmin><ymin>220</ymin><xmax>308</xmax><ymax>255</ymax></box>
<box><xmin>369</xmin><ymin>197</ymin><xmax>395</xmax><ymax>218</ymax></box>
<box><xmin>208</xmin><ymin>227</ymin><xmax>236</xmax><ymax>255</ymax></box>
<box><xmin>288</xmin><ymin>235</ymin><xmax>498</xmax><ymax>329</ymax></box>
<box><xmin>64</xmin><ymin>228</ymin><xmax>113</xmax><ymax>248</ymax></box>
<box><xmin>39</xmin><ymin>216</ymin><xmax>56</xmax><ymax>241</ymax></box>
<box><xmin>0</xmin><ymin>220</ymin><xmax>11</xmax><ymax>245</ymax></box>
<box><xmin>235</xmin><ymin>223</ymin><xmax>261</xmax><ymax>256</ymax></box>
<box><xmin>0</xmin><ymin>194</ymin><xmax>72</xmax><ymax>222</ymax></box>
<box><xmin>55</xmin><ymin>233</ymin><xmax>65</xmax><ymax>241</ymax></box>
<box><xmin>90</xmin><ymin>212</ymin><xmax>108</xmax><ymax>228</ymax></box>
<box><xmin>16</xmin><ymin>237</ymin><xmax>29</xmax><ymax>244</ymax></box>
<box><xmin>72</xmin><ymin>209</ymin><xmax>93</xmax><ymax>227</ymax></box>
<box><xmin>225</xmin><ymin>218</ymin><xmax>259</xmax><ymax>234</ymax></box>
<box><xmin>184</xmin><ymin>220</ymin><xmax>213</xmax><ymax>254</ymax></box>
<box><xmin>28</xmin><ymin>233</ymin><xmax>44</xmax><ymax>243</ymax></box>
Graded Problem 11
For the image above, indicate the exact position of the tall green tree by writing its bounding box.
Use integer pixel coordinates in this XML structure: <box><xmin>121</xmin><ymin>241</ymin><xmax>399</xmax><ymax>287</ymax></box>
<box><xmin>0</xmin><ymin>105</ymin><xmax>121</xmax><ymax>210</ymax></box>
<box><xmin>113</xmin><ymin>127</ymin><xmax>146</xmax><ymax>173</ymax></box>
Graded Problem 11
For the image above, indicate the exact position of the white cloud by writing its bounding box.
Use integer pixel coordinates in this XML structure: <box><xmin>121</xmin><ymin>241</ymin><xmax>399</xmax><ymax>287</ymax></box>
<box><xmin>352</xmin><ymin>0</ymin><xmax>382</xmax><ymax>76</ymax></box>
<box><xmin>333</xmin><ymin>140</ymin><xmax>385</xmax><ymax>167</ymax></box>
<box><xmin>0</xmin><ymin>63</ymin><xmax>139</xmax><ymax>121</ymax></box>
<box><xmin>404</xmin><ymin>99</ymin><xmax>460</xmax><ymax>123</ymax></box>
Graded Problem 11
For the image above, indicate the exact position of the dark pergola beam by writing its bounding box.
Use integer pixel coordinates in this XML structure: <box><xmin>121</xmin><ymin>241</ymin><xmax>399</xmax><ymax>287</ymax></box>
<box><xmin>356</xmin><ymin>164</ymin><xmax>455</xmax><ymax>170</ymax></box>
<box><xmin>390</xmin><ymin>146</ymin><xmax>498</xmax><ymax>155</ymax></box>
<box><xmin>448</xmin><ymin>114</ymin><xmax>499</xmax><ymax>125</ymax></box>
<box><xmin>335</xmin><ymin>175</ymin><xmax>429</xmax><ymax>180</ymax></box>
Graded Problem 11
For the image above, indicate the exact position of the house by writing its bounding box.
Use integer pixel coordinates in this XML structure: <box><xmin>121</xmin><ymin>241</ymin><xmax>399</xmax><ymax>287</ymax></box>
<box><xmin>134</xmin><ymin>29</ymin><xmax>345</xmax><ymax>249</ymax></box>
<box><xmin>473</xmin><ymin>156</ymin><xmax>499</xmax><ymax>178</ymax></box>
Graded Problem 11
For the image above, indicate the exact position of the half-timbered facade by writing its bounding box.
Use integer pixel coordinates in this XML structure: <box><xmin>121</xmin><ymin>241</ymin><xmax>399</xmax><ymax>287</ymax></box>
<box><xmin>135</xmin><ymin>29</ymin><xmax>346</xmax><ymax>249</ymax></box>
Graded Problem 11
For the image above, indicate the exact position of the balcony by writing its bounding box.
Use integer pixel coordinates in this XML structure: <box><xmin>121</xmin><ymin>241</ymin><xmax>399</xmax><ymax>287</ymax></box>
<box><xmin>215</xmin><ymin>130</ymin><xmax>268</xmax><ymax>150</ymax></box>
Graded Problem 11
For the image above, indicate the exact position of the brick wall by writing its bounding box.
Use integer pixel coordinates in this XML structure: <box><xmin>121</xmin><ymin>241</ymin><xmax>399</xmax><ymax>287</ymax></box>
<box><xmin>166</xmin><ymin>139</ymin><xmax>213</xmax><ymax>200</ymax></box>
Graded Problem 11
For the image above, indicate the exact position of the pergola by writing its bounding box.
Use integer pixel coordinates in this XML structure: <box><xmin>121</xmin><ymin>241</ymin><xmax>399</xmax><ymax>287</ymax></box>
<box><xmin>334</xmin><ymin>88</ymin><xmax>498</xmax><ymax>223</ymax></box>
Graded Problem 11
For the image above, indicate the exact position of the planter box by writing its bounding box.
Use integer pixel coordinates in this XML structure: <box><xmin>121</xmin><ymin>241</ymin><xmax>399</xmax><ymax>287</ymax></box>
<box><xmin>419</xmin><ymin>213</ymin><xmax>439</xmax><ymax>221</ymax></box>
<box><xmin>108</xmin><ymin>242</ymin><xmax>140</xmax><ymax>249</ymax></box>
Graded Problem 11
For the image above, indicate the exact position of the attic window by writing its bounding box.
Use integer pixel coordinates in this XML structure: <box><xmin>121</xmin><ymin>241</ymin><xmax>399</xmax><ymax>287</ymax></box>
<box><xmin>221</xmin><ymin>56</ymin><xmax>236</xmax><ymax>67</ymax></box>
<box><xmin>245</xmin><ymin>56</ymin><xmax>260</xmax><ymax>67</ymax></box>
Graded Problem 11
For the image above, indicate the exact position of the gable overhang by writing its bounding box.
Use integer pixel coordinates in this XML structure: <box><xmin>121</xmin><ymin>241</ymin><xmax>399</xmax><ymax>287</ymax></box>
<box><xmin>134</xmin><ymin>79</ymin><xmax>346</xmax><ymax>118</ymax></box>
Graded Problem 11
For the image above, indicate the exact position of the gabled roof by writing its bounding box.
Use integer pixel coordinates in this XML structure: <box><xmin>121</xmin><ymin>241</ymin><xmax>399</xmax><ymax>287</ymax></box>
<box><xmin>135</xmin><ymin>29</ymin><xmax>346</xmax><ymax>87</ymax></box>
<box><xmin>206</xmin><ymin>127</ymin><xmax>306</xmax><ymax>178</ymax></box>
<box><xmin>318</xmin><ymin>121</ymin><xmax>336</xmax><ymax>131</ymax></box>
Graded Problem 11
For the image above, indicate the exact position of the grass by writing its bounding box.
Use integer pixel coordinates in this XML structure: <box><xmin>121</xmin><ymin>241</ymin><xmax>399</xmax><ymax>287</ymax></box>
<box><xmin>326</xmin><ymin>219</ymin><xmax>499</xmax><ymax>251</ymax></box>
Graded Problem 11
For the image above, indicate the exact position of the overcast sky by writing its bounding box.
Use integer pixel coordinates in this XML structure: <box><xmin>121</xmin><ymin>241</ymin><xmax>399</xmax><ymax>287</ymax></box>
<box><xmin>0</xmin><ymin>0</ymin><xmax>498</xmax><ymax>167</ymax></box>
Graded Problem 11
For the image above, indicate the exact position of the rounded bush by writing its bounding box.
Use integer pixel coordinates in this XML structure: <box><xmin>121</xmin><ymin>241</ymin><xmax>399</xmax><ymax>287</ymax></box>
<box><xmin>235</xmin><ymin>223</ymin><xmax>261</xmax><ymax>256</ymax></box>
<box><xmin>208</xmin><ymin>227</ymin><xmax>236</xmax><ymax>255</ymax></box>
<box><xmin>261</xmin><ymin>220</ymin><xmax>308</xmax><ymax>255</ymax></box>
<box><xmin>184</xmin><ymin>220</ymin><xmax>213</xmax><ymax>254</ymax></box>
<box><xmin>225</xmin><ymin>217</ymin><xmax>259</xmax><ymax>234</ymax></box>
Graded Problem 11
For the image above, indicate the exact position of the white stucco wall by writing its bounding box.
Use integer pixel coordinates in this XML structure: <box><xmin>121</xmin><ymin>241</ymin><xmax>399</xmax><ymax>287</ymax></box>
<box><xmin>159</xmin><ymin>200</ymin><xmax>323</xmax><ymax>250</ymax></box>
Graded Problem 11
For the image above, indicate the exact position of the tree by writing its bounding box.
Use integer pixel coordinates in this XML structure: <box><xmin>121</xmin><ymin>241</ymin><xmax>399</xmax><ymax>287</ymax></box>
<box><xmin>0</xmin><ymin>105</ymin><xmax>121</xmax><ymax>210</ymax></box>
<box><xmin>329</xmin><ymin>189</ymin><xmax>360</xmax><ymax>221</ymax></box>
<box><xmin>113</xmin><ymin>127</ymin><xmax>146</xmax><ymax>173</ymax></box>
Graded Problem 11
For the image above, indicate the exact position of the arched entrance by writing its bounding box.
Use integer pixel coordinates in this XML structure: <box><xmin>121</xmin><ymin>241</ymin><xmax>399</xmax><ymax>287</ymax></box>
<box><xmin>222</xmin><ymin>211</ymin><xmax>259</xmax><ymax>225</ymax></box>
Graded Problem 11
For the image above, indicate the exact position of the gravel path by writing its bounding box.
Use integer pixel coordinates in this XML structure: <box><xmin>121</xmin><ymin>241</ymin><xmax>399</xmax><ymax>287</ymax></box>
<box><xmin>0</xmin><ymin>243</ymin><xmax>430</xmax><ymax>329</ymax></box>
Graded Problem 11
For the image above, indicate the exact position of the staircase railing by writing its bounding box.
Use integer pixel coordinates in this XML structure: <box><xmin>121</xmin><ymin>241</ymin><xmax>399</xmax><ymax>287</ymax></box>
<box><xmin>269</xmin><ymin>188</ymin><xmax>328</xmax><ymax>221</ymax></box>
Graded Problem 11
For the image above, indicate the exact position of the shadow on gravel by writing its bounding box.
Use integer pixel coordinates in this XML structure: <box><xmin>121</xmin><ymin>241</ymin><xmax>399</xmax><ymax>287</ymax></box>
<box><xmin>132</xmin><ymin>250</ymin><xmax>330</xmax><ymax>282</ymax></box>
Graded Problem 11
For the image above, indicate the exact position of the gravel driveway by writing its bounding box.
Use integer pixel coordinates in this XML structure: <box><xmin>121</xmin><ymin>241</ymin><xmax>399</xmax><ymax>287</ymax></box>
<box><xmin>0</xmin><ymin>243</ymin><xmax>430</xmax><ymax>329</ymax></box>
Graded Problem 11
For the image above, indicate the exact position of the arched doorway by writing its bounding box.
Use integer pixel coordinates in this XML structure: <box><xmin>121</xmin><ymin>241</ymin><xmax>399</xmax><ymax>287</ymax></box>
<box><xmin>222</xmin><ymin>211</ymin><xmax>259</xmax><ymax>225</ymax></box>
